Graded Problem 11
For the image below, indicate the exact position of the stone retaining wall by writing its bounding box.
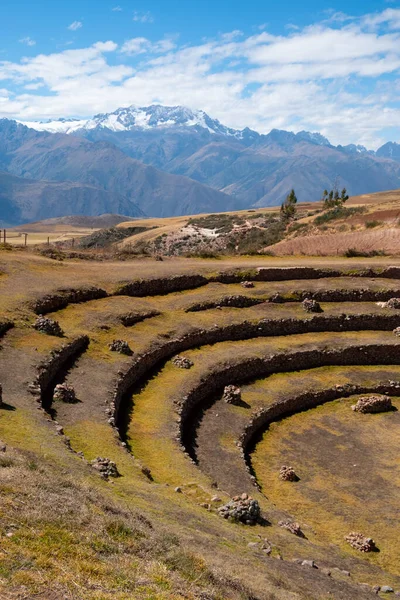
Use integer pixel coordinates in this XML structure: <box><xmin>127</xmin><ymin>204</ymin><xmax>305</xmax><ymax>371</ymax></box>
<box><xmin>31</xmin><ymin>287</ymin><xmax>107</xmax><ymax>315</ymax></box>
<box><xmin>175</xmin><ymin>345</ymin><xmax>400</xmax><ymax>460</ymax></box>
<box><xmin>114</xmin><ymin>275</ymin><xmax>208</xmax><ymax>297</ymax></box>
<box><xmin>239</xmin><ymin>381</ymin><xmax>400</xmax><ymax>481</ymax></box>
<box><xmin>112</xmin><ymin>313</ymin><xmax>400</xmax><ymax>428</ymax></box>
<box><xmin>33</xmin><ymin>335</ymin><xmax>90</xmax><ymax>402</ymax></box>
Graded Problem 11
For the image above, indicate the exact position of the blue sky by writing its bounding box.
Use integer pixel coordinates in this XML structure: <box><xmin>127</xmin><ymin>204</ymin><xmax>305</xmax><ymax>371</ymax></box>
<box><xmin>1</xmin><ymin>0</ymin><xmax>400</xmax><ymax>148</ymax></box>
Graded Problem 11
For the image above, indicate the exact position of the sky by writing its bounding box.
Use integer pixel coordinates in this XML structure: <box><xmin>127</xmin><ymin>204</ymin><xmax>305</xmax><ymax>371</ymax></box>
<box><xmin>0</xmin><ymin>0</ymin><xmax>400</xmax><ymax>148</ymax></box>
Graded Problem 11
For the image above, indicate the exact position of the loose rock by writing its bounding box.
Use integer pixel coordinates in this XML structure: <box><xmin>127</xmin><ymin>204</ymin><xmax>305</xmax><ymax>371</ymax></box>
<box><xmin>108</xmin><ymin>340</ymin><xmax>133</xmax><ymax>356</ymax></box>
<box><xmin>53</xmin><ymin>383</ymin><xmax>76</xmax><ymax>403</ymax></box>
<box><xmin>279</xmin><ymin>465</ymin><xmax>298</xmax><ymax>481</ymax></box>
<box><xmin>386</xmin><ymin>298</ymin><xmax>400</xmax><ymax>309</ymax></box>
<box><xmin>91</xmin><ymin>457</ymin><xmax>119</xmax><ymax>479</ymax></box>
<box><xmin>302</xmin><ymin>298</ymin><xmax>323</xmax><ymax>313</ymax></box>
<box><xmin>34</xmin><ymin>316</ymin><xmax>64</xmax><ymax>337</ymax></box>
<box><xmin>345</xmin><ymin>532</ymin><xmax>377</xmax><ymax>552</ymax></box>
<box><xmin>172</xmin><ymin>355</ymin><xmax>193</xmax><ymax>369</ymax></box>
<box><xmin>351</xmin><ymin>395</ymin><xmax>392</xmax><ymax>414</ymax></box>
<box><xmin>381</xmin><ymin>586</ymin><xmax>394</xmax><ymax>593</ymax></box>
<box><xmin>278</xmin><ymin>520</ymin><xmax>304</xmax><ymax>537</ymax></box>
<box><xmin>218</xmin><ymin>493</ymin><xmax>261</xmax><ymax>524</ymax></box>
<box><xmin>393</xmin><ymin>327</ymin><xmax>400</xmax><ymax>337</ymax></box>
<box><xmin>223</xmin><ymin>385</ymin><xmax>242</xmax><ymax>405</ymax></box>
<box><xmin>241</xmin><ymin>281</ymin><xmax>254</xmax><ymax>289</ymax></box>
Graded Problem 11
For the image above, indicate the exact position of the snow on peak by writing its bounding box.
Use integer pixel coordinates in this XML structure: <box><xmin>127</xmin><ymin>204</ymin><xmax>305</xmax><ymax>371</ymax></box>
<box><xmin>19</xmin><ymin>104</ymin><xmax>252</xmax><ymax>138</ymax></box>
<box><xmin>296</xmin><ymin>130</ymin><xmax>331</xmax><ymax>146</ymax></box>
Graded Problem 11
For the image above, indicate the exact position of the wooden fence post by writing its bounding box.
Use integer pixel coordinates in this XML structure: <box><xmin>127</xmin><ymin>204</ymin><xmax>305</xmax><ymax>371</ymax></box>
<box><xmin>3</xmin><ymin>229</ymin><xmax>6</xmax><ymax>244</ymax></box>
<box><xmin>24</xmin><ymin>233</ymin><xmax>28</xmax><ymax>247</ymax></box>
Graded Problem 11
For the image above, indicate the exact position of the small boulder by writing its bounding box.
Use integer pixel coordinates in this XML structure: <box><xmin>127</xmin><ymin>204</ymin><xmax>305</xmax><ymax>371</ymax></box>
<box><xmin>278</xmin><ymin>520</ymin><xmax>304</xmax><ymax>537</ymax></box>
<box><xmin>386</xmin><ymin>298</ymin><xmax>400</xmax><ymax>309</ymax></box>
<box><xmin>223</xmin><ymin>385</ymin><xmax>242</xmax><ymax>405</ymax></box>
<box><xmin>381</xmin><ymin>586</ymin><xmax>394</xmax><ymax>594</ymax></box>
<box><xmin>108</xmin><ymin>340</ymin><xmax>133</xmax><ymax>356</ymax></box>
<box><xmin>91</xmin><ymin>457</ymin><xmax>119</xmax><ymax>479</ymax></box>
<box><xmin>33</xmin><ymin>316</ymin><xmax>64</xmax><ymax>337</ymax></box>
<box><xmin>351</xmin><ymin>395</ymin><xmax>392</xmax><ymax>414</ymax></box>
<box><xmin>279</xmin><ymin>465</ymin><xmax>298</xmax><ymax>481</ymax></box>
<box><xmin>53</xmin><ymin>383</ymin><xmax>76</xmax><ymax>403</ymax></box>
<box><xmin>345</xmin><ymin>532</ymin><xmax>377</xmax><ymax>552</ymax></box>
<box><xmin>393</xmin><ymin>327</ymin><xmax>400</xmax><ymax>337</ymax></box>
<box><xmin>172</xmin><ymin>355</ymin><xmax>193</xmax><ymax>369</ymax></box>
<box><xmin>241</xmin><ymin>281</ymin><xmax>254</xmax><ymax>289</ymax></box>
<box><xmin>218</xmin><ymin>493</ymin><xmax>261</xmax><ymax>525</ymax></box>
<box><xmin>302</xmin><ymin>298</ymin><xmax>323</xmax><ymax>313</ymax></box>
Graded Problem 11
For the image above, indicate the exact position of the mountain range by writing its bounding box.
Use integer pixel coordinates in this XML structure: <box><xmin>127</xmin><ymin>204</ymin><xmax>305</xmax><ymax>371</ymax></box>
<box><xmin>0</xmin><ymin>104</ymin><xmax>400</xmax><ymax>225</ymax></box>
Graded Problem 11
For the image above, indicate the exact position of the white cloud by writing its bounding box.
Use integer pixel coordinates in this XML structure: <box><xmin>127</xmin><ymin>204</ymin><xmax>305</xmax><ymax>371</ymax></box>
<box><xmin>3</xmin><ymin>7</ymin><xmax>400</xmax><ymax>148</ymax></box>
<box><xmin>120</xmin><ymin>37</ymin><xmax>176</xmax><ymax>55</ymax></box>
<box><xmin>112</xmin><ymin>5</ymin><xmax>122</xmax><ymax>11</ymax></box>
<box><xmin>68</xmin><ymin>21</ymin><xmax>83</xmax><ymax>31</ymax></box>
<box><xmin>132</xmin><ymin>11</ymin><xmax>153</xmax><ymax>23</ymax></box>
<box><xmin>19</xmin><ymin>37</ymin><xmax>36</xmax><ymax>46</ymax></box>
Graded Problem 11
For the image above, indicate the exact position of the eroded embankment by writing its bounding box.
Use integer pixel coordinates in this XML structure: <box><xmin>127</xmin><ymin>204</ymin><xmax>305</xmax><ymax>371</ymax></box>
<box><xmin>29</xmin><ymin>335</ymin><xmax>90</xmax><ymax>408</ymax></box>
<box><xmin>112</xmin><ymin>313</ymin><xmax>400</xmax><ymax>430</ymax></box>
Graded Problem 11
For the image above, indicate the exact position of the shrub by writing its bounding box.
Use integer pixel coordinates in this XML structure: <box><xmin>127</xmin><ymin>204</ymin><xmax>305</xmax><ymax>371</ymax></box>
<box><xmin>314</xmin><ymin>206</ymin><xmax>365</xmax><ymax>226</ymax></box>
<box><xmin>365</xmin><ymin>220</ymin><xmax>382</xmax><ymax>229</ymax></box>
<box><xmin>344</xmin><ymin>248</ymin><xmax>386</xmax><ymax>257</ymax></box>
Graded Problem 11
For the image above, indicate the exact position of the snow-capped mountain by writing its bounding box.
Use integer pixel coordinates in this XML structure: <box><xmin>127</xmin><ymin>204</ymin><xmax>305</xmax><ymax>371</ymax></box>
<box><xmin>20</xmin><ymin>105</ymin><xmax>255</xmax><ymax>138</ymax></box>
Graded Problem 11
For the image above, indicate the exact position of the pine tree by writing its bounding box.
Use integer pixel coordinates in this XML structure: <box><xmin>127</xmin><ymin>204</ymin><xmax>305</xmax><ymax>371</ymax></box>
<box><xmin>281</xmin><ymin>189</ymin><xmax>298</xmax><ymax>220</ymax></box>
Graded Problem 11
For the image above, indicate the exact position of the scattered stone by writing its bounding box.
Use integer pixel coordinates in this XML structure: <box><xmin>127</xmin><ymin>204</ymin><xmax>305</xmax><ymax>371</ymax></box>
<box><xmin>55</xmin><ymin>425</ymin><xmax>64</xmax><ymax>435</ymax></box>
<box><xmin>279</xmin><ymin>465</ymin><xmax>298</xmax><ymax>481</ymax></box>
<box><xmin>217</xmin><ymin>493</ymin><xmax>261</xmax><ymax>524</ymax></box>
<box><xmin>174</xmin><ymin>486</ymin><xmax>182</xmax><ymax>493</ymax></box>
<box><xmin>0</xmin><ymin>440</ymin><xmax>6</xmax><ymax>453</ymax></box>
<box><xmin>278</xmin><ymin>520</ymin><xmax>304</xmax><ymax>537</ymax></box>
<box><xmin>241</xmin><ymin>281</ymin><xmax>254</xmax><ymax>288</ymax></box>
<box><xmin>381</xmin><ymin>586</ymin><xmax>394</xmax><ymax>594</ymax></box>
<box><xmin>351</xmin><ymin>395</ymin><xmax>392</xmax><ymax>414</ymax></box>
<box><xmin>108</xmin><ymin>340</ymin><xmax>133</xmax><ymax>356</ymax></box>
<box><xmin>211</xmin><ymin>496</ymin><xmax>221</xmax><ymax>503</ymax></box>
<box><xmin>345</xmin><ymin>532</ymin><xmax>377</xmax><ymax>552</ymax></box>
<box><xmin>172</xmin><ymin>355</ymin><xmax>193</xmax><ymax>369</ymax></box>
<box><xmin>302</xmin><ymin>298</ymin><xmax>323</xmax><ymax>313</ymax></box>
<box><xmin>302</xmin><ymin>560</ymin><xmax>317</xmax><ymax>569</ymax></box>
<box><xmin>33</xmin><ymin>316</ymin><xmax>64</xmax><ymax>337</ymax></box>
<box><xmin>372</xmin><ymin>586</ymin><xmax>381</xmax><ymax>594</ymax></box>
<box><xmin>91</xmin><ymin>457</ymin><xmax>119</xmax><ymax>479</ymax></box>
<box><xmin>321</xmin><ymin>568</ymin><xmax>331</xmax><ymax>577</ymax></box>
<box><xmin>53</xmin><ymin>383</ymin><xmax>76</xmax><ymax>403</ymax></box>
<box><xmin>223</xmin><ymin>385</ymin><xmax>242</xmax><ymax>405</ymax></box>
<box><xmin>393</xmin><ymin>327</ymin><xmax>400</xmax><ymax>337</ymax></box>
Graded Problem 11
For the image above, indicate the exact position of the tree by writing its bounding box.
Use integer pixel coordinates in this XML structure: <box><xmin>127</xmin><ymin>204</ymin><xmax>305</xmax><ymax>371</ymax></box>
<box><xmin>280</xmin><ymin>189</ymin><xmax>298</xmax><ymax>220</ymax></box>
<box><xmin>322</xmin><ymin>186</ymin><xmax>349</xmax><ymax>210</ymax></box>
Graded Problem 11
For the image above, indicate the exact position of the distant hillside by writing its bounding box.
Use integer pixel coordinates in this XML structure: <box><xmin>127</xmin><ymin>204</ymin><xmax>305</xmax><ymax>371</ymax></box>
<box><xmin>13</xmin><ymin>213</ymin><xmax>137</xmax><ymax>232</ymax></box>
<box><xmin>0</xmin><ymin>171</ymin><xmax>144</xmax><ymax>226</ymax></box>
<box><xmin>0</xmin><ymin>119</ymin><xmax>241</xmax><ymax>224</ymax></box>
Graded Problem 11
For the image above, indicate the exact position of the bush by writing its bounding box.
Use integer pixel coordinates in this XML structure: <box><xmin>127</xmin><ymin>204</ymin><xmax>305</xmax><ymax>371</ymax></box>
<box><xmin>344</xmin><ymin>248</ymin><xmax>386</xmax><ymax>258</ymax></box>
<box><xmin>365</xmin><ymin>220</ymin><xmax>382</xmax><ymax>229</ymax></box>
<box><xmin>314</xmin><ymin>206</ymin><xmax>365</xmax><ymax>226</ymax></box>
